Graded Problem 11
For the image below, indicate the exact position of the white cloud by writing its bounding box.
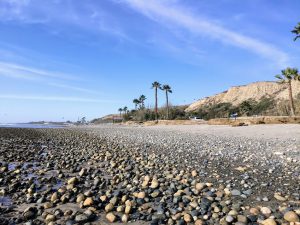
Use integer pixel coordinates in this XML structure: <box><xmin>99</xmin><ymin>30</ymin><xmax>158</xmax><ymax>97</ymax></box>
<box><xmin>122</xmin><ymin>0</ymin><xmax>289</xmax><ymax>67</ymax></box>
<box><xmin>0</xmin><ymin>0</ymin><xmax>130</xmax><ymax>40</ymax></box>
<box><xmin>0</xmin><ymin>61</ymin><xmax>101</xmax><ymax>95</ymax></box>
<box><xmin>0</xmin><ymin>61</ymin><xmax>77</xmax><ymax>80</ymax></box>
<box><xmin>0</xmin><ymin>94</ymin><xmax>119</xmax><ymax>103</ymax></box>
<box><xmin>48</xmin><ymin>82</ymin><xmax>99</xmax><ymax>95</ymax></box>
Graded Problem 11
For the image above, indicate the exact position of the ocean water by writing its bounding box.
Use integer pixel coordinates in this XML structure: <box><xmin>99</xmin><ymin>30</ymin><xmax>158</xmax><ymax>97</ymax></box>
<box><xmin>0</xmin><ymin>123</ymin><xmax>66</xmax><ymax>129</ymax></box>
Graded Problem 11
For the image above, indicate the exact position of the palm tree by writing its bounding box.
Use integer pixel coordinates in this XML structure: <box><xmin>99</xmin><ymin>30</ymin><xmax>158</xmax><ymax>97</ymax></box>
<box><xmin>133</xmin><ymin>99</ymin><xmax>140</xmax><ymax>110</ymax></box>
<box><xmin>275</xmin><ymin>67</ymin><xmax>299</xmax><ymax>116</ymax></box>
<box><xmin>152</xmin><ymin>81</ymin><xmax>161</xmax><ymax>122</ymax></box>
<box><xmin>139</xmin><ymin>95</ymin><xmax>147</xmax><ymax>109</ymax></box>
<box><xmin>123</xmin><ymin>106</ymin><xmax>128</xmax><ymax>115</ymax></box>
<box><xmin>161</xmin><ymin>84</ymin><xmax>172</xmax><ymax>119</ymax></box>
<box><xmin>292</xmin><ymin>22</ymin><xmax>300</xmax><ymax>41</ymax></box>
<box><xmin>118</xmin><ymin>108</ymin><xmax>123</xmax><ymax>118</ymax></box>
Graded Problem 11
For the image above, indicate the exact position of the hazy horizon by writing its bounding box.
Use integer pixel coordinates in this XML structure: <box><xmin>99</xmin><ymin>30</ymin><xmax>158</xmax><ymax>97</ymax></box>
<box><xmin>0</xmin><ymin>0</ymin><xmax>300</xmax><ymax>123</ymax></box>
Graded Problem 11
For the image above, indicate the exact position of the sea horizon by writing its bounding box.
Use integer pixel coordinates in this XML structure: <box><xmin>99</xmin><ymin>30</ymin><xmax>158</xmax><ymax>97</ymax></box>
<box><xmin>0</xmin><ymin>123</ymin><xmax>66</xmax><ymax>129</ymax></box>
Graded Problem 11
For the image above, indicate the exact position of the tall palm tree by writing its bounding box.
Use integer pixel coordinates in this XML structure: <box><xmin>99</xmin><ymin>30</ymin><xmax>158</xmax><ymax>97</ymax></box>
<box><xmin>161</xmin><ymin>84</ymin><xmax>172</xmax><ymax>119</ymax></box>
<box><xmin>275</xmin><ymin>67</ymin><xmax>299</xmax><ymax>116</ymax></box>
<box><xmin>139</xmin><ymin>95</ymin><xmax>147</xmax><ymax>109</ymax></box>
<box><xmin>292</xmin><ymin>22</ymin><xmax>300</xmax><ymax>41</ymax></box>
<box><xmin>118</xmin><ymin>108</ymin><xmax>123</xmax><ymax>118</ymax></box>
<box><xmin>123</xmin><ymin>106</ymin><xmax>128</xmax><ymax>115</ymax></box>
<box><xmin>152</xmin><ymin>81</ymin><xmax>161</xmax><ymax>122</ymax></box>
<box><xmin>133</xmin><ymin>99</ymin><xmax>140</xmax><ymax>110</ymax></box>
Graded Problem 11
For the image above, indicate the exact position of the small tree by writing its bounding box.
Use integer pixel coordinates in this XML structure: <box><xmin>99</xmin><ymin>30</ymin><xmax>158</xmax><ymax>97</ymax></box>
<box><xmin>161</xmin><ymin>84</ymin><xmax>172</xmax><ymax>119</ymax></box>
<box><xmin>240</xmin><ymin>100</ymin><xmax>253</xmax><ymax>116</ymax></box>
<box><xmin>133</xmin><ymin>99</ymin><xmax>140</xmax><ymax>110</ymax></box>
<box><xmin>139</xmin><ymin>95</ymin><xmax>147</xmax><ymax>109</ymax></box>
<box><xmin>275</xmin><ymin>67</ymin><xmax>299</xmax><ymax>116</ymax></box>
<box><xmin>81</xmin><ymin>117</ymin><xmax>86</xmax><ymax>124</ymax></box>
<box><xmin>152</xmin><ymin>81</ymin><xmax>161</xmax><ymax>122</ymax></box>
<box><xmin>118</xmin><ymin>108</ymin><xmax>123</xmax><ymax>117</ymax></box>
<box><xmin>123</xmin><ymin>106</ymin><xmax>128</xmax><ymax>115</ymax></box>
<box><xmin>292</xmin><ymin>22</ymin><xmax>300</xmax><ymax>41</ymax></box>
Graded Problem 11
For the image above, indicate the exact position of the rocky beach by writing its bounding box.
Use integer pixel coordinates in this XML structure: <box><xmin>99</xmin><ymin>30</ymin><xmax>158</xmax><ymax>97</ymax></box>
<box><xmin>0</xmin><ymin>124</ymin><xmax>300</xmax><ymax>225</ymax></box>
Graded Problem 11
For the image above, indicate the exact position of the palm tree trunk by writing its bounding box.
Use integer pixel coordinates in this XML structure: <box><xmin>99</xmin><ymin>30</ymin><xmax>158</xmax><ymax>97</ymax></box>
<box><xmin>155</xmin><ymin>88</ymin><xmax>158</xmax><ymax>122</ymax></box>
<box><xmin>166</xmin><ymin>91</ymin><xmax>169</xmax><ymax>120</ymax></box>
<box><xmin>288</xmin><ymin>80</ymin><xmax>295</xmax><ymax>116</ymax></box>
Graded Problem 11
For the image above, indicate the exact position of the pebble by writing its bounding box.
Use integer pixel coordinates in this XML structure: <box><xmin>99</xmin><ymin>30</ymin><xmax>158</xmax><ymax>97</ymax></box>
<box><xmin>262</xmin><ymin>218</ymin><xmax>277</xmax><ymax>225</ymax></box>
<box><xmin>261</xmin><ymin>207</ymin><xmax>272</xmax><ymax>215</ymax></box>
<box><xmin>83</xmin><ymin>197</ymin><xmax>94</xmax><ymax>207</ymax></box>
<box><xmin>231</xmin><ymin>189</ymin><xmax>241</xmax><ymax>196</ymax></box>
<box><xmin>284</xmin><ymin>211</ymin><xmax>299</xmax><ymax>222</ymax></box>
<box><xmin>226</xmin><ymin>215</ymin><xmax>234</xmax><ymax>223</ymax></box>
<box><xmin>274</xmin><ymin>193</ymin><xmax>286</xmax><ymax>201</ymax></box>
<box><xmin>1</xmin><ymin>126</ymin><xmax>300</xmax><ymax>225</ymax></box>
<box><xmin>106</xmin><ymin>212</ymin><xmax>117</xmax><ymax>223</ymax></box>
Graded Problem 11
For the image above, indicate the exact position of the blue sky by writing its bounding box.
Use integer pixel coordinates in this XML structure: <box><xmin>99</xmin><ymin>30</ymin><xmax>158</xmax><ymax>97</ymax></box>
<box><xmin>0</xmin><ymin>0</ymin><xmax>299</xmax><ymax>123</ymax></box>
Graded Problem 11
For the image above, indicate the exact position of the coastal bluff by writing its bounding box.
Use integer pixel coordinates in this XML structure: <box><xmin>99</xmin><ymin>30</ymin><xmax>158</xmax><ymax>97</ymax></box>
<box><xmin>186</xmin><ymin>80</ymin><xmax>300</xmax><ymax>112</ymax></box>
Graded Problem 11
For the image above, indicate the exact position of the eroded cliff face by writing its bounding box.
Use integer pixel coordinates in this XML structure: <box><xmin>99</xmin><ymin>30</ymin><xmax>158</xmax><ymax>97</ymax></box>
<box><xmin>186</xmin><ymin>81</ymin><xmax>300</xmax><ymax>112</ymax></box>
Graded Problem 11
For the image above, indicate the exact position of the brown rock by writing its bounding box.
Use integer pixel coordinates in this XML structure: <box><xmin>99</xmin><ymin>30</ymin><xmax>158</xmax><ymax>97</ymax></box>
<box><xmin>137</xmin><ymin>192</ymin><xmax>146</xmax><ymax>199</ymax></box>
<box><xmin>76</xmin><ymin>194</ymin><xmax>85</xmax><ymax>203</ymax></box>
<box><xmin>122</xmin><ymin>214</ymin><xmax>129</xmax><ymax>223</ymax></box>
<box><xmin>262</xmin><ymin>218</ymin><xmax>277</xmax><ymax>225</ymax></box>
<box><xmin>150</xmin><ymin>179</ymin><xmax>159</xmax><ymax>189</ymax></box>
<box><xmin>191</xmin><ymin>170</ymin><xmax>197</xmax><ymax>177</ymax></box>
<box><xmin>274</xmin><ymin>193</ymin><xmax>286</xmax><ymax>201</ymax></box>
<box><xmin>106</xmin><ymin>212</ymin><xmax>116</xmax><ymax>223</ymax></box>
<box><xmin>67</xmin><ymin>177</ymin><xmax>78</xmax><ymax>185</ymax></box>
<box><xmin>195</xmin><ymin>219</ymin><xmax>204</xmax><ymax>225</ymax></box>
<box><xmin>43</xmin><ymin>202</ymin><xmax>53</xmax><ymax>209</ymax></box>
<box><xmin>195</xmin><ymin>183</ymin><xmax>205</xmax><ymax>191</ymax></box>
<box><xmin>50</xmin><ymin>192</ymin><xmax>58</xmax><ymax>202</ymax></box>
<box><xmin>105</xmin><ymin>203</ymin><xmax>114</xmax><ymax>212</ymax></box>
<box><xmin>45</xmin><ymin>214</ymin><xmax>56</xmax><ymax>223</ymax></box>
<box><xmin>183</xmin><ymin>213</ymin><xmax>192</xmax><ymax>223</ymax></box>
<box><xmin>125</xmin><ymin>205</ymin><xmax>131</xmax><ymax>214</ymax></box>
<box><xmin>284</xmin><ymin>211</ymin><xmax>299</xmax><ymax>222</ymax></box>
<box><xmin>83</xmin><ymin>197</ymin><xmax>94</xmax><ymax>207</ymax></box>
<box><xmin>249</xmin><ymin>208</ymin><xmax>259</xmax><ymax>215</ymax></box>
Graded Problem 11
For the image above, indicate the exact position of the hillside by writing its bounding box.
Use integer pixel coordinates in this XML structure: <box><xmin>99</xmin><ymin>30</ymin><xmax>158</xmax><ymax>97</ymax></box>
<box><xmin>186</xmin><ymin>80</ymin><xmax>300</xmax><ymax>112</ymax></box>
<box><xmin>90</xmin><ymin>114</ymin><xmax>122</xmax><ymax>124</ymax></box>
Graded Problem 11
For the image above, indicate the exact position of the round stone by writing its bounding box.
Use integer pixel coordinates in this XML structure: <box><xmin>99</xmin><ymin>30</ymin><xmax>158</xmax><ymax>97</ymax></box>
<box><xmin>262</xmin><ymin>218</ymin><xmax>277</xmax><ymax>225</ymax></box>
<box><xmin>284</xmin><ymin>211</ymin><xmax>299</xmax><ymax>222</ymax></box>
<box><xmin>122</xmin><ymin>214</ymin><xmax>129</xmax><ymax>223</ymax></box>
<box><xmin>106</xmin><ymin>213</ymin><xmax>116</xmax><ymax>223</ymax></box>
<box><xmin>183</xmin><ymin>213</ymin><xmax>192</xmax><ymax>223</ymax></box>
<box><xmin>105</xmin><ymin>203</ymin><xmax>114</xmax><ymax>212</ymax></box>
<box><xmin>226</xmin><ymin>215</ymin><xmax>234</xmax><ymax>223</ymax></box>
<box><xmin>83</xmin><ymin>197</ymin><xmax>94</xmax><ymax>207</ymax></box>
<box><xmin>261</xmin><ymin>207</ymin><xmax>271</xmax><ymax>215</ymax></box>
<box><xmin>138</xmin><ymin>192</ymin><xmax>146</xmax><ymax>199</ymax></box>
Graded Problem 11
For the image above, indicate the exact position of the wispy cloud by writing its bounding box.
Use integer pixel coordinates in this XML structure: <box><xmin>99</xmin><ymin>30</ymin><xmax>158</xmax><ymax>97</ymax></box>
<box><xmin>0</xmin><ymin>94</ymin><xmax>120</xmax><ymax>103</ymax></box>
<box><xmin>0</xmin><ymin>61</ymin><xmax>78</xmax><ymax>81</ymax></box>
<box><xmin>0</xmin><ymin>0</ymin><xmax>130</xmax><ymax>41</ymax></box>
<box><xmin>122</xmin><ymin>0</ymin><xmax>289</xmax><ymax>66</ymax></box>
<box><xmin>47</xmin><ymin>82</ymin><xmax>99</xmax><ymax>95</ymax></box>
<box><xmin>0</xmin><ymin>61</ymin><xmax>101</xmax><ymax>95</ymax></box>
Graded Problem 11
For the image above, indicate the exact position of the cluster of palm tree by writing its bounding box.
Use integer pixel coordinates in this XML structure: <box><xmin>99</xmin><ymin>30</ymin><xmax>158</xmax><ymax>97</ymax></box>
<box><xmin>132</xmin><ymin>95</ymin><xmax>147</xmax><ymax>110</ymax></box>
<box><xmin>152</xmin><ymin>81</ymin><xmax>172</xmax><ymax>121</ymax></box>
<box><xmin>118</xmin><ymin>106</ymin><xmax>128</xmax><ymax>118</ymax></box>
<box><xmin>292</xmin><ymin>22</ymin><xmax>300</xmax><ymax>41</ymax></box>
<box><xmin>274</xmin><ymin>23</ymin><xmax>300</xmax><ymax>116</ymax></box>
<box><xmin>117</xmin><ymin>82</ymin><xmax>173</xmax><ymax>122</ymax></box>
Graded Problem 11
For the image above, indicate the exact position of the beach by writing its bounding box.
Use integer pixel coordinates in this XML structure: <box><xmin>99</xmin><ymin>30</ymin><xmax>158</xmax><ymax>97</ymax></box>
<box><xmin>0</xmin><ymin>124</ymin><xmax>299</xmax><ymax>224</ymax></box>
